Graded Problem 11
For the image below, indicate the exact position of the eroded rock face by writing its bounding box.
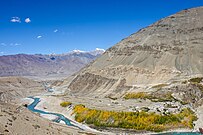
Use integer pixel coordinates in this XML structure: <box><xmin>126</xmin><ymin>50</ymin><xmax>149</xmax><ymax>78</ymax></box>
<box><xmin>171</xmin><ymin>83</ymin><xmax>203</xmax><ymax>107</ymax></box>
<box><xmin>68</xmin><ymin>73</ymin><xmax>117</xmax><ymax>97</ymax></box>
<box><xmin>0</xmin><ymin>77</ymin><xmax>43</xmax><ymax>103</ymax></box>
<box><xmin>67</xmin><ymin>7</ymin><xmax>203</xmax><ymax>97</ymax></box>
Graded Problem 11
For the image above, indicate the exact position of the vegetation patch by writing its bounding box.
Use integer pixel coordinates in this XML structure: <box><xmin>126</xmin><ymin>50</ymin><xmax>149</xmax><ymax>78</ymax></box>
<box><xmin>150</xmin><ymin>92</ymin><xmax>176</xmax><ymax>102</ymax></box>
<box><xmin>124</xmin><ymin>92</ymin><xmax>176</xmax><ymax>102</ymax></box>
<box><xmin>73</xmin><ymin>105</ymin><xmax>197</xmax><ymax>132</ymax></box>
<box><xmin>124</xmin><ymin>92</ymin><xmax>151</xmax><ymax>100</ymax></box>
<box><xmin>189</xmin><ymin>77</ymin><xmax>203</xmax><ymax>83</ymax></box>
<box><xmin>60</xmin><ymin>101</ymin><xmax>72</xmax><ymax>107</ymax></box>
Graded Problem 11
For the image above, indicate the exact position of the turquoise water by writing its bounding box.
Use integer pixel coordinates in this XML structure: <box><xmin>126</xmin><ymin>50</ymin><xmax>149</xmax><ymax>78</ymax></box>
<box><xmin>155</xmin><ymin>132</ymin><xmax>201</xmax><ymax>135</ymax></box>
<box><xmin>27</xmin><ymin>97</ymin><xmax>81</xmax><ymax>129</ymax></box>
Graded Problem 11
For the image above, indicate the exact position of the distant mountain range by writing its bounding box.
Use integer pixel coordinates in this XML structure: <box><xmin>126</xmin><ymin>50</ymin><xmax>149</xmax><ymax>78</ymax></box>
<box><xmin>0</xmin><ymin>48</ymin><xmax>105</xmax><ymax>79</ymax></box>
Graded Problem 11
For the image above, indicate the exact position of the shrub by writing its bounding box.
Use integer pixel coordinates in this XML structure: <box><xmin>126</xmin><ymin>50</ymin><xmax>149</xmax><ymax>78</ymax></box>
<box><xmin>124</xmin><ymin>92</ymin><xmax>176</xmax><ymax>102</ymax></box>
<box><xmin>152</xmin><ymin>84</ymin><xmax>168</xmax><ymax>89</ymax></box>
<box><xmin>189</xmin><ymin>77</ymin><xmax>203</xmax><ymax>83</ymax></box>
<box><xmin>60</xmin><ymin>101</ymin><xmax>72</xmax><ymax>107</ymax></box>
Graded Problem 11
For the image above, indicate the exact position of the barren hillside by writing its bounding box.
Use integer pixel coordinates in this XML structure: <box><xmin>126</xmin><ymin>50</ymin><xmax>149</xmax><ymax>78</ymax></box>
<box><xmin>66</xmin><ymin>7</ymin><xmax>203</xmax><ymax>98</ymax></box>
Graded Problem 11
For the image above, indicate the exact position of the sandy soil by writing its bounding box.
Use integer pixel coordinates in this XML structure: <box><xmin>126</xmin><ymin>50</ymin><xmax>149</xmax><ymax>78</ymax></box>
<box><xmin>0</xmin><ymin>102</ymin><xmax>92</xmax><ymax>135</ymax></box>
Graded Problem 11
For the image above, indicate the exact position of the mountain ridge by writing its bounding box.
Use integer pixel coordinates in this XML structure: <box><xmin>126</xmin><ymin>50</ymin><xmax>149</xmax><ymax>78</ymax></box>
<box><xmin>65</xmin><ymin>6</ymin><xmax>203</xmax><ymax>98</ymax></box>
<box><xmin>0</xmin><ymin>48</ymin><xmax>105</xmax><ymax>79</ymax></box>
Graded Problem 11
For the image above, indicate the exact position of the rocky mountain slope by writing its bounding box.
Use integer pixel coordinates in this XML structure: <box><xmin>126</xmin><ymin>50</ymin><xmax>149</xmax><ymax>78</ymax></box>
<box><xmin>0</xmin><ymin>102</ymin><xmax>94</xmax><ymax>135</ymax></box>
<box><xmin>0</xmin><ymin>48</ymin><xmax>104</xmax><ymax>79</ymax></box>
<box><xmin>66</xmin><ymin>7</ymin><xmax>203</xmax><ymax>98</ymax></box>
<box><xmin>0</xmin><ymin>77</ymin><xmax>44</xmax><ymax>103</ymax></box>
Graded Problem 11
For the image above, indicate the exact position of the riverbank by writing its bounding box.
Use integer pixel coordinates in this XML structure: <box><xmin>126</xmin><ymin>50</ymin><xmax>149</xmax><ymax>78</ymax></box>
<box><xmin>23</xmin><ymin>96</ymin><xmax>201</xmax><ymax>135</ymax></box>
<box><xmin>23</xmin><ymin>96</ymin><xmax>108</xmax><ymax>135</ymax></box>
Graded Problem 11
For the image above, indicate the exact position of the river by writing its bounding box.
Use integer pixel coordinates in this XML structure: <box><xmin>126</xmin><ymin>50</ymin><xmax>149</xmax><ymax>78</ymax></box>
<box><xmin>27</xmin><ymin>97</ymin><xmax>81</xmax><ymax>129</ymax></box>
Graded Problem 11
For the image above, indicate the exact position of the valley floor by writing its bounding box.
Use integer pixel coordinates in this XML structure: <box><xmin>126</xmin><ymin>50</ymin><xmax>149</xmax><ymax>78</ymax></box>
<box><xmin>0</xmin><ymin>76</ymin><xmax>202</xmax><ymax>135</ymax></box>
<box><xmin>22</xmin><ymin>94</ymin><xmax>201</xmax><ymax>135</ymax></box>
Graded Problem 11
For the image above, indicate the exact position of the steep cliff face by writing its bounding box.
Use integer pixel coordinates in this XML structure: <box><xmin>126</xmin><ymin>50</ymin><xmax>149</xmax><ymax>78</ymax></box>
<box><xmin>67</xmin><ymin>7</ymin><xmax>203</xmax><ymax>97</ymax></box>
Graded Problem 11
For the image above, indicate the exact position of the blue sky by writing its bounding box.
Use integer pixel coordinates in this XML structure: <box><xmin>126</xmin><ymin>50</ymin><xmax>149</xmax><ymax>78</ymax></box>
<box><xmin>0</xmin><ymin>0</ymin><xmax>203</xmax><ymax>55</ymax></box>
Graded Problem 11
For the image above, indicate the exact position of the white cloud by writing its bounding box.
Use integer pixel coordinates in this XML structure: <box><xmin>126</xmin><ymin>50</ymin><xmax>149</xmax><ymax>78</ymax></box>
<box><xmin>15</xmin><ymin>43</ymin><xmax>21</xmax><ymax>46</ymax></box>
<box><xmin>0</xmin><ymin>52</ymin><xmax>4</xmax><ymax>54</ymax></box>
<box><xmin>14</xmin><ymin>43</ymin><xmax>21</xmax><ymax>46</ymax></box>
<box><xmin>37</xmin><ymin>35</ymin><xmax>42</xmax><ymax>39</ymax></box>
<box><xmin>10</xmin><ymin>43</ymin><xmax>21</xmax><ymax>46</ymax></box>
<box><xmin>25</xmin><ymin>18</ymin><xmax>31</xmax><ymax>23</ymax></box>
<box><xmin>0</xmin><ymin>43</ymin><xmax>6</xmax><ymax>46</ymax></box>
<box><xmin>54</xmin><ymin>29</ymin><xmax>58</xmax><ymax>33</ymax></box>
<box><xmin>10</xmin><ymin>17</ymin><xmax>21</xmax><ymax>23</ymax></box>
<box><xmin>1</xmin><ymin>43</ymin><xmax>21</xmax><ymax>46</ymax></box>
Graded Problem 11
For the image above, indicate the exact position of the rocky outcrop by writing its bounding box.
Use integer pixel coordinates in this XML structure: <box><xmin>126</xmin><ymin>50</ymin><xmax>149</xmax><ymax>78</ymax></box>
<box><xmin>171</xmin><ymin>83</ymin><xmax>203</xmax><ymax>107</ymax></box>
<box><xmin>68</xmin><ymin>73</ymin><xmax>133</xmax><ymax>97</ymax></box>
<box><xmin>0</xmin><ymin>77</ymin><xmax>43</xmax><ymax>102</ymax></box>
<box><xmin>69</xmin><ymin>73</ymin><xmax>117</xmax><ymax>97</ymax></box>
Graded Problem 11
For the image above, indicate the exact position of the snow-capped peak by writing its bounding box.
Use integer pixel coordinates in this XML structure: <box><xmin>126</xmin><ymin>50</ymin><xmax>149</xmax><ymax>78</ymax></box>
<box><xmin>95</xmin><ymin>48</ymin><xmax>105</xmax><ymax>52</ymax></box>
<box><xmin>55</xmin><ymin>48</ymin><xmax>105</xmax><ymax>56</ymax></box>
<box><xmin>89</xmin><ymin>48</ymin><xmax>105</xmax><ymax>56</ymax></box>
<box><xmin>35</xmin><ymin>48</ymin><xmax>105</xmax><ymax>56</ymax></box>
<box><xmin>72</xmin><ymin>49</ymin><xmax>86</xmax><ymax>53</ymax></box>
